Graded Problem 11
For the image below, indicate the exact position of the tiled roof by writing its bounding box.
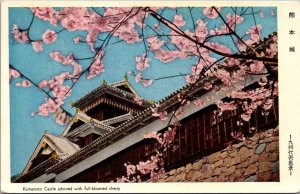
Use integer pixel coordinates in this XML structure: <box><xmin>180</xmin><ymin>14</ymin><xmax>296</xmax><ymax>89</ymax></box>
<box><xmin>65</xmin><ymin>121</ymin><xmax>115</xmax><ymax>138</ymax></box>
<box><xmin>100</xmin><ymin>112</ymin><xmax>134</xmax><ymax>126</ymax></box>
<box><xmin>72</xmin><ymin>81</ymin><xmax>151</xmax><ymax>109</ymax></box>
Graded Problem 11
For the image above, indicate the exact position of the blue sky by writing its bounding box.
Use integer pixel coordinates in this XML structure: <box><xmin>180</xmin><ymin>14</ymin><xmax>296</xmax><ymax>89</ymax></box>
<box><xmin>9</xmin><ymin>7</ymin><xmax>277</xmax><ymax>176</ymax></box>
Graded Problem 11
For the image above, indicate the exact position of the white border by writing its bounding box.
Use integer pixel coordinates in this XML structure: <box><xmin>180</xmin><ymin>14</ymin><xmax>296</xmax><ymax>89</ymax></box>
<box><xmin>1</xmin><ymin>1</ymin><xmax>300</xmax><ymax>193</ymax></box>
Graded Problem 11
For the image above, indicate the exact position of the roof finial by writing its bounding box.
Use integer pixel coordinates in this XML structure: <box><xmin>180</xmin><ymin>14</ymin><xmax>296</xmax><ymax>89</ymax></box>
<box><xmin>124</xmin><ymin>73</ymin><xmax>128</xmax><ymax>81</ymax></box>
<box><xmin>102</xmin><ymin>79</ymin><xmax>107</xmax><ymax>86</ymax></box>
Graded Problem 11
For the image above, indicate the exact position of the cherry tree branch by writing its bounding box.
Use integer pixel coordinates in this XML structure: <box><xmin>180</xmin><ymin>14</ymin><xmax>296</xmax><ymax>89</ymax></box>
<box><xmin>9</xmin><ymin>64</ymin><xmax>72</xmax><ymax>116</ymax></box>
<box><xmin>212</xmin><ymin>6</ymin><xmax>259</xmax><ymax>56</ymax></box>
<box><xmin>62</xmin><ymin>7</ymin><xmax>143</xmax><ymax>98</ymax></box>
<box><xmin>147</xmin><ymin>8</ymin><xmax>277</xmax><ymax>63</ymax></box>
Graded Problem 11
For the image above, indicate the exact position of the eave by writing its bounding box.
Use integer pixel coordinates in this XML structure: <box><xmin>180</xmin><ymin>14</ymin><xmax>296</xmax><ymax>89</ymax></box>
<box><xmin>72</xmin><ymin>84</ymin><xmax>151</xmax><ymax>110</ymax></box>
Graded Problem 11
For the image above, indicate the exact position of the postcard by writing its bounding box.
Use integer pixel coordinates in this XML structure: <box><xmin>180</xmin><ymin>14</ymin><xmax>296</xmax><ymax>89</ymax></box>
<box><xmin>1</xmin><ymin>0</ymin><xmax>300</xmax><ymax>193</ymax></box>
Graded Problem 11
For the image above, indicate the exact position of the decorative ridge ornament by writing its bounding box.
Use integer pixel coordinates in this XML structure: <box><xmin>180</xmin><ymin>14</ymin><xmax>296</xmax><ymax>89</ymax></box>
<box><xmin>124</xmin><ymin>73</ymin><xmax>128</xmax><ymax>81</ymax></box>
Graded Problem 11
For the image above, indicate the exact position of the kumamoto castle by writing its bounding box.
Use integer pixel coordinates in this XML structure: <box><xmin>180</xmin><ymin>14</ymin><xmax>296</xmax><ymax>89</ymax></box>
<box><xmin>15</xmin><ymin>33</ymin><xmax>279</xmax><ymax>183</ymax></box>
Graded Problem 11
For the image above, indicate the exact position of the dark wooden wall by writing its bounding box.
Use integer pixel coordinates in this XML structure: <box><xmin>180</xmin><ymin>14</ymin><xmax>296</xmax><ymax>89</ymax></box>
<box><xmin>87</xmin><ymin>103</ymin><xmax>127</xmax><ymax>121</ymax></box>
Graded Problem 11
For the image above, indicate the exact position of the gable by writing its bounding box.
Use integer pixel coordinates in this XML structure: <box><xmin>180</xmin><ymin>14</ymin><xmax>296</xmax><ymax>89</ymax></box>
<box><xmin>21</xmin><ymin>132</ymin><xmax>80</xmax><ymax>176</ymax></box>
<box><xmin>109</xmin><ymin>80</ymin><xmax>140</xmax><ymax>98</ymax></box>
<box><xmin>62</xmin><ymin>110</ymin><xmax>98</xmax><ymax>136</ymax></box>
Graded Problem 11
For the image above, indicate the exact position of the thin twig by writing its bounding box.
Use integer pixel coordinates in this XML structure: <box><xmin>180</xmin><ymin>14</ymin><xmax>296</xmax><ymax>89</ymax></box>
<box><xmin>9</xmin><ymin>64</ymin><xmax>72</xmax><ymax>116</ymax></box>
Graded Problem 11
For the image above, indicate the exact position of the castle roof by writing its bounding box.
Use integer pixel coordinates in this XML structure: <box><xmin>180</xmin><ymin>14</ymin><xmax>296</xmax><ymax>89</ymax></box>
<box><xmin>20</xmin><ymin>132</ymin><xmax>80</xmax><ymax>177</ymax></box>
<box><xmin>71</xmin><ymin>79</ymin><xmax>151</xmax><ymax>111</ymax></box>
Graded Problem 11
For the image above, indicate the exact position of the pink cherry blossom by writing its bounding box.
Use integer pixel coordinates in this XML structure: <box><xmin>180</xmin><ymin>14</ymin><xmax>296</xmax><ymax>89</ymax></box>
<box><xmin>141</xmin><ymin>79</ymin><xmax>153</xmax><ymax>87</ymax></box>
<box><xmin>42</xmin><ymin>29</ymin><xmax>57</xmax><ymax>44</ymax></box>
<box><xmin>31</xmin><ymin>7</ymin><xmax>58</xmax><ymax>26</ymax></box>
<box><xmin>134</xmin><ymin>96</ymin><xmax>143</xmax><ymax>105</ymax></box>
<box><xmin>174</xmin><ymin>106</ymin><xmax>184</xmax><ymax>118</ymax></box>
<box><xmin>262</xmin><ymin>99</ymin><xmax>273</xmax><ymax>110</ymax></box>
<box><xmin>241</xmin><ymin>113</ymin><xmax>251</xmax><ymax>121</ymax></box>
<box><xmin>39</xmin><ymin>72</ymin><xmax>72</xmax><ymax>99</ymax></box>
<box><xmin>38</xmin><ymin>80</ymin><xmax>48</xmax><ymax>89</ymax></box>
<box><xmin>271</xmin><ymin>10</ymin><xmax>276</xmax><ymax>16</ymax></box>
<box><xmin>38</xmin><ymin>98</ymin><xmax>62</xmax><ymax>116</ymax></box>
<box><xmin>194</xmin><ymin>99</ymin><xmax>205</xmax><ymax>107</ymax></box>
<box><xmin>87</xmin><ymin>52</ymin><xmax>105</xmax><ymax>79</ymax></box>
<box><xmin>74</xmin><ymin>36</ymin><xmax>82</xmax><ymax>43</ymax></box>
<box><xmin>134</xmin><ymin>73</ymin><xmax>153</xmax><ymax>87</ymax></box>
<box><xmin>259</xmin><ymin>11</ymin><xmax>264</xmax><ymax>18</ymax></box>
<box><xmin>124</xmin><ymin>163</ymin><xmax>136</xmax><ymax>176</ymax></box>
<box><xmin>158</xmin><ymin>111</ymin><xmax>168</xmax><ymax>120</ymax></box>
<box><xmin>147</xmin><ymin>37</ymin><xmax>165</xmax><ymax>51</ymax></box>
<box><xmin>250</xmin><ymin>60</ymin><xmax>264</xmax><ymax>73</ymax></box>
<box><xmin>59</xmin><ymin>8</ymin><xmax>88</xmax><ymax>31</ymax></box>
<box><xmin>135</xmin><ymin>73</ymin><xmax>142</xmax><ymax>83</ymax></box>
<box><xmin>12</xmin><ymin>24</ymin><xmax>29</xmax><ymax>43</ymax></box>
<box><xmin>153</xmin><ymin>23</ymin><xmax>160</xmax><ymax>30</ymax></box>
<box><xmin>152</xmin><ymin>109</ymin><xmax>168</xmax><ymax>121</ymax></box>
<box><xmin>204</xmin><ymin>82</ymin><xmax>213</xmax><ymax>90</ymax></box>
<box><xmin>170</xmin><ymin>30</ymin><xmax>196</xmax><ymax>54</ymax></box>
<box><xmin>216</xmin><ymin>68</ymin><xmax>232</xmax><ymax>86</ymax></box>
<box><xmin>16</xmin><ymin>80</ymin><xmax>31</xmax><ymax>87</ymax></box>
<box><xmin>236</xmin><ymin>39</ymin><xmax>247</xmax><ymax>52</ymax></box>
<box><xmin>105</xmin><ymin>8</ymin><xmax>142</xmax><ymax>44</ymax></box>
<box><xmin>154</xmin><ymin>50</ymin><xmax>186</xmax><ymax>63</ymax></box>
<box><xmin>206</xmin><ymin>42</ymin><xmax>232</xmax><ymax>54</ymax></box>
<box><xmin>144</xmin><ymin>131</ymin><xmax>163</xmax><ymax>145</ymax></box>
<box><xmin>50</xmin><ymin>51</ymin><xmax>72</xmax><ymax>65</ymax></box>
<box><xmin>135</xmin><ymin>53</ymin><xmax>151</xmax><ymax>71</ymax></box>
<box><xmin>9</xmin><ymin>69</ymin><xmax>20</xmax><ymax>79</ymax></box>
<box><xmin>210</xmin><ymin>13</ymin><xmax>244</xmax><ymax>36</ymax></box>
<box><xmin>195</xmin><ymin>19</ymin><xmax>208</xmax><ymax>39</ymax></box>
<box><xmin>226</xmin><ymin>13</ymin><xmax>244</xmax><ymax>26</ymax></box>
<box><xmin>231</xmin><ymin>131</ymin><xmax>246</xmax><ymax>141</ymax></box>
<box><xmin>246</xmin><ymin>25</ymin><xmax>262</xmax><ymax>43</ymax></box>
<box><xmin>185</xmin><ymin>74</ymin><xmax>199</xmax><ymax>84</ymax></box>
<box><xmin>116</xmin><ymin>176</ymin><xmax>129</xmax><ymax>183</ymax></box>
<box><xmin>216</xmin><ymin>101</ymin><xmax>237</xmax><ymax>111</ymax></box>
<box><xmin>70</xmin><ymin>61</ymin><xmax>82</xmax><ymax>79</ymax></box>
<box><xmin>163</xmin><ymin>127</ymin><xmax>176</xmax><ymax>144</ymax></box>
<box><xmin>173</xmin><ymin>14</ymin><xmax>186</xmax><ymax>27</ymax></box>
<box><xmin>49</xmin><ymin>52</ymin><xmax>83</xmax><ymax>79</ymax></box>
<box><xmin>86</xmin><ymin>30</ymin><xmax>98</xmax><ymax>52</ymax></box>
<box><xmin>191</xmin><ymin>62</ymin><xmax>204</xmax><ymax>75</ymax></box>
<box><xmin>60</xmin><ymin>17</ymin><xmax>78</xmax><ymax>32</ymax></box>
<box><xmin>266</xmin><ymin>42</ymin><xmax>278</xmax><ymax>58</ymax></box>
<box><xmin>202</xmin><ymin>7</ymin><xmax>221</xmax><ymax>19</ymax></box>
<box><xmin>114</xmin><ymin>25</ymin><xmax>142</xmax><ymax>44</ymax></box>
<box><xmin>32</xmin><ymin>41</ymin><xmax>43</xmax><ymax>53</ymax></box>
<box><xmin>150</xmin><ymin>106</ymin><xmax>158</xmax><ymax>116</ymax></box>
<box><xmin>136</xmin><ymin>160</ymin><xmax>158</xmax><ymax>175</ymax></box>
